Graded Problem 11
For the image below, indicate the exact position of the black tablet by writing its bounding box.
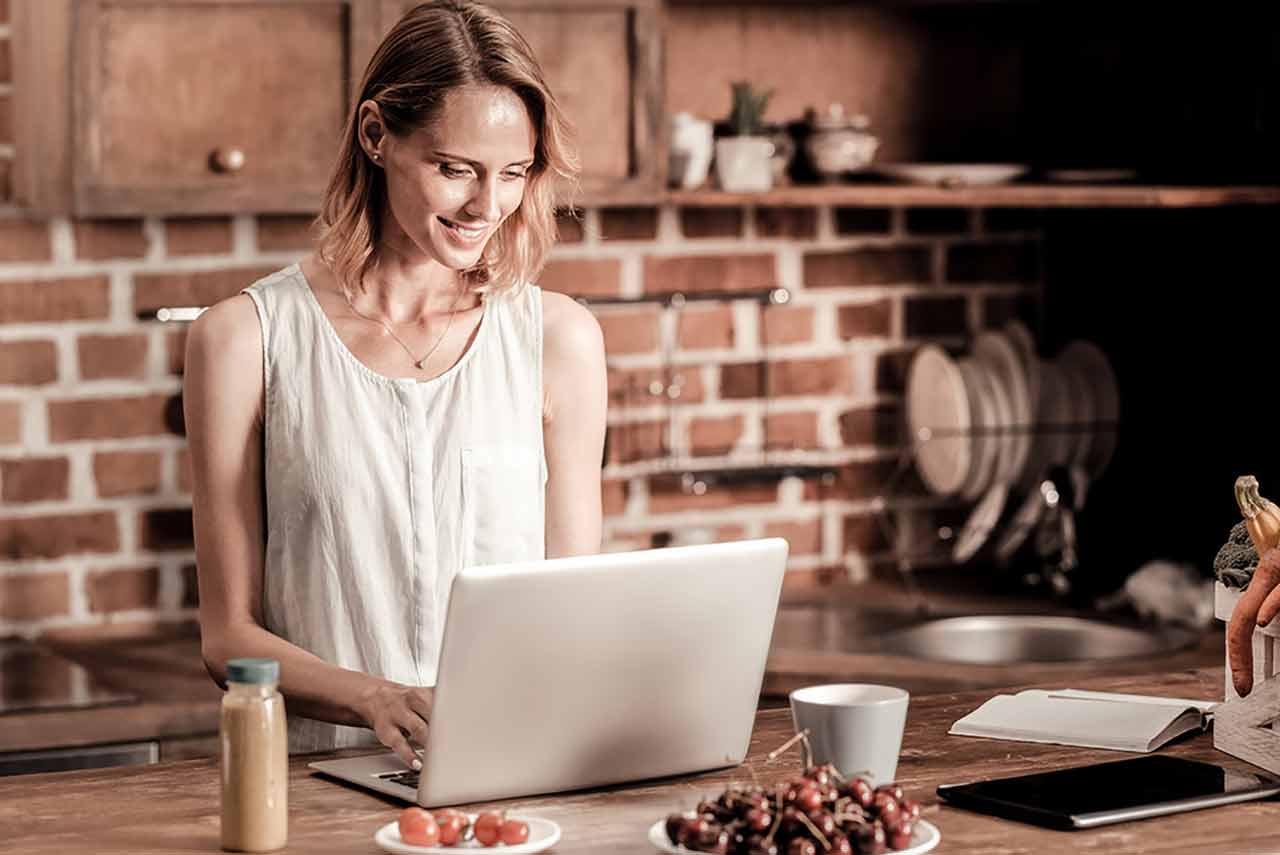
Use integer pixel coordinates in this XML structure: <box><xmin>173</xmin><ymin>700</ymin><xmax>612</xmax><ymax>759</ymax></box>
<box><xmin>937</xmin><ymin>755</ymin><xmax>1280</xmax><ymax>830</ymax></box>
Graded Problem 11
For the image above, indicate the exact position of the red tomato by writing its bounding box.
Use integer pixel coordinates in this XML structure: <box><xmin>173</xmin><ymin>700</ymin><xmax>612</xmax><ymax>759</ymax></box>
<box><xmin>473</xmin><ymin>810</ymin><xmax>506</xmax><ymax>846</ymax></box>
<box><xmin>398</xmin><ymin>807</ymin><xmax>440</xmax><ymax>847</ymax></box>
<box><xmin>499</xmin><ymin>819</ymin><xmax>530</xmax><ymax>845</ymax></box>
<box><xmin>432</xmin><ymin>810</ymin><xmax>467</xmax><ymax>847</ymax></box>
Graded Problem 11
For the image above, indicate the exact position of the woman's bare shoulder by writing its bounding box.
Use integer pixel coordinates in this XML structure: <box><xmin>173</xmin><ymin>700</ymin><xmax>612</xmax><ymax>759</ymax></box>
<box><xmin>539</xmin><ymin>289</ymin><xmax>603</xmax><ymax>358</ymax></box>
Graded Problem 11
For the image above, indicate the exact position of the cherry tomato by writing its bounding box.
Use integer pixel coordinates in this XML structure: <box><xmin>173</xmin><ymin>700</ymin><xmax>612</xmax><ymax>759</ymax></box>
<box><xmin>432</xmin><ymin>809</ymin><xmax>467</xmax><ymax>847</ymax></box>
<box><xmin>398</xmin><ymin>807</ymin><xmax>440</xmax><ymax>847</ymax></box>
<box><xmin>499</xmin><ymin>818</ymin><xmax>530</xmax><ymax>845</ymax></box>
<box><xmin>473</xmin><ymin>810</ymin><xmax>506</xmax><ymax>847</ymax></box>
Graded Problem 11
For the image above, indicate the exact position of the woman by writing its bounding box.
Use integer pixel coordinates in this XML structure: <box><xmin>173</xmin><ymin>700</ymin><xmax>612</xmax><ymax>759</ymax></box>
<box><xmin>183</xmin><ymin>0</ymin><xmax>607</xmax><ymax>771</ymax></box>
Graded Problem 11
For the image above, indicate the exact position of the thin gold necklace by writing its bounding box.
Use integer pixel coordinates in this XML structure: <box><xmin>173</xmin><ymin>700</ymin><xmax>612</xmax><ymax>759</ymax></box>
<box><xmin>343</xmin><ymin>283</ymin><xmax>467</xmax><ymax>370</ymax></box>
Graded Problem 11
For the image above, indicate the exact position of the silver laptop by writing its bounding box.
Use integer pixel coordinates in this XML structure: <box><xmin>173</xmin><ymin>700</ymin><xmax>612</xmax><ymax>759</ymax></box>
<box><xmin>309</xmin><ymin>538</ymin><xmax>788</xmax><ymax>806</ymax></box>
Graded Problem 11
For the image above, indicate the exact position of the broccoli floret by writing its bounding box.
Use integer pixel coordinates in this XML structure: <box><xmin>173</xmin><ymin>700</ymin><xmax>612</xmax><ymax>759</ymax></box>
<box><xmin>1215</xmin><ymin>529</ymin><xmax>1258</xmax><ymax>590</ymax></box>
<box><xmin>1229</xmin><ymin>520</ymin><xmax>1254</xmax><ymax>546</ymax></box>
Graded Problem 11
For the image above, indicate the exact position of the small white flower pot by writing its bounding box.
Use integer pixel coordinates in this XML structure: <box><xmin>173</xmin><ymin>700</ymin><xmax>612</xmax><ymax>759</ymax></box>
<box><xmin>714</xmin><ymin>136</ymin><xmax>775</xmax><ymax>193</ymax></box>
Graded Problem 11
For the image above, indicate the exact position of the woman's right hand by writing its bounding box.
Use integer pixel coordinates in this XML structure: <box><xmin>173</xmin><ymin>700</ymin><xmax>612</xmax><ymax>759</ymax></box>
<box><xmin>356</xmin><ymin>680</ymin><xmax>435</xmax><ymax>769</ymax></box>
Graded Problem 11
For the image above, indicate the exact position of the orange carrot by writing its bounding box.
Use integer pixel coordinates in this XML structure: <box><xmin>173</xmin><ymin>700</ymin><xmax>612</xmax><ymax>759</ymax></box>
<box><xmin>1229</xmin><ymin>546</ymin><xmax>1280</xmax><ymax>696</ymax></box>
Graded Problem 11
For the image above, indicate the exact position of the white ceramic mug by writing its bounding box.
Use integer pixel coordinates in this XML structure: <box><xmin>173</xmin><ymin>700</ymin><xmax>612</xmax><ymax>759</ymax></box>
<box><xmin>789</xmin><ymin>683</ymin><xmax>909</xmax><ymax>784</ymax></box>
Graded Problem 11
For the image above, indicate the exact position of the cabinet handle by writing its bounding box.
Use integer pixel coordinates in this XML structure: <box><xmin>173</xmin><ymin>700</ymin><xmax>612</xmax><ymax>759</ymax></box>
<box><xmin>208</xmin><ymin>147</ymin><xmax>246</xmax><ymax>174</ymax></box>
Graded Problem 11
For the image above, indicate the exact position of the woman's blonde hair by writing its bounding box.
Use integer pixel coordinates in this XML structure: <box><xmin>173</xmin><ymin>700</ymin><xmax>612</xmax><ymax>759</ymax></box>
<box><xmin>315</xmin><ymin>0</ymin><xmax>579</xmax><ymax>298</ymax></box>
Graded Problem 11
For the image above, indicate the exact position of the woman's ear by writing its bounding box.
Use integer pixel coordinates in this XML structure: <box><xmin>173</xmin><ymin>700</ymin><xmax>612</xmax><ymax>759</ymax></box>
<box><xmin>357</xmin><ymin>100</ymin><xmax>386</xmax><ymax>162</ymax></box>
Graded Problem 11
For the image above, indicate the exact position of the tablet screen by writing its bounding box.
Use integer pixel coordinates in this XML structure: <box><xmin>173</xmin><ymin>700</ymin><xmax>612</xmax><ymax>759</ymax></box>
<box><xmin>938</xmin><ymin>756</ymin><xmax>1280</xmax><ymax>829</ymax></box>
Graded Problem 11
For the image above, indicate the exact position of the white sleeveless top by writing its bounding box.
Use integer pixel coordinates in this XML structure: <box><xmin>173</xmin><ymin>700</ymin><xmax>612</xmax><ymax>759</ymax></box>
<box><xmin>240</xmin><ymin>263</ymin><xmax>547</xmax><ymax>753</ymax></box>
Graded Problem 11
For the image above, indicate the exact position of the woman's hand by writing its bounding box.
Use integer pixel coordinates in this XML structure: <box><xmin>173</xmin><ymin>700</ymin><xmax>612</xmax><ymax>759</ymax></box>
<box><xmin>356</xmin><ymin>680</ymin><xmax>435</xmax><ymax>769</ymax></box>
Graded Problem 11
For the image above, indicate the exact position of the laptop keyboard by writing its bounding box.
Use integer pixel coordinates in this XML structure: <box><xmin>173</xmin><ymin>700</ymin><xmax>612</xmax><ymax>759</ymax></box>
<box><xmin>379</xmin><ymin>770</ymin><xmax>420</xmax><ymax>789</ymax></box>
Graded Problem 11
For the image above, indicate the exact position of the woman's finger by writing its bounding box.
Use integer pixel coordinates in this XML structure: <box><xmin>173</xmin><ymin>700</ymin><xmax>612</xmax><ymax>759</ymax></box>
<box><xmin>398</xmin><ymin>704</ymin><xmax>430</xmax><ymax>749</ymax></box>
<box><xmin>406</xmin><ymin>687</ymin><xmax>434</xmax><ymax>723</ymax></box>
<box><xmin>375</xmin><ymin>722</ymin><xmax>419</xmax><ymax>770</ymax></box>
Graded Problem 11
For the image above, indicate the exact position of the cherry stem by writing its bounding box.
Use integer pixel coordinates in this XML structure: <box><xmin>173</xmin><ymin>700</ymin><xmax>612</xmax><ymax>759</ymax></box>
<box><xmin>764</xmin><ymin>789</ymin><xmax>783</xmax><ymax>846</ymax></box>
<box><xmin>766</xmin><ymin>728</ymin><xmax>811</xmax><ymax>764</ymax></box>
<box><xmin>795</xmin><ymin>810</ymin><xmax>831</xmax><ymax>851</ymax></box>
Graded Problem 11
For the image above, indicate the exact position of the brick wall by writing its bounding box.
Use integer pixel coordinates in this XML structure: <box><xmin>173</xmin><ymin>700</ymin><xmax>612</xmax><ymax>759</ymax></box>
<box><xmin>0</xmin><ymin>7</ymin><xmax>1043</xmax><ymax>637</ymax></box>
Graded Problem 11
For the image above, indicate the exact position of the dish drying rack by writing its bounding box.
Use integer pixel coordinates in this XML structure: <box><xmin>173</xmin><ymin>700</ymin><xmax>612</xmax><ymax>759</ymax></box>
<box><xmin>865</xmin><ymin>417</ymin><xmax>1120</xmax><ymax>608</ymax></box>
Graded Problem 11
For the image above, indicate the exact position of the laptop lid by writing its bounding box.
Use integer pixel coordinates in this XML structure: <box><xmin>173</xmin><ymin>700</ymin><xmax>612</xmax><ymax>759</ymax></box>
<box><xmin>419</xmin><ymin>538</ymin><xmax>789</xmax><ymax>806</ymax></box>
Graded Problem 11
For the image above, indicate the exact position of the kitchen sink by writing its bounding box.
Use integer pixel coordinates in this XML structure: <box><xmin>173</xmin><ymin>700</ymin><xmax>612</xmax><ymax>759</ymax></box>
<box><xmin>873</xmin><ymin>615</ymin><xmax>1200</xmax><ymax>665</ymax></box>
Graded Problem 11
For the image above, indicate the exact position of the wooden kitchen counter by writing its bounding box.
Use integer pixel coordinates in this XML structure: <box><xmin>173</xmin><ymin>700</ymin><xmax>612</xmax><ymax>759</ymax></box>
<box><xmin>1</xmin><ymin>666</ymin><xmax>1271</xmax><ymax>854</ymax></box>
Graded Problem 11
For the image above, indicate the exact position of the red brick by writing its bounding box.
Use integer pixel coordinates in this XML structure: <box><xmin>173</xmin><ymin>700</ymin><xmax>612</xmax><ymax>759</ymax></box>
<box><xmin>256</xmin><ymin>214</ymin><xmax>317</xmax><ymax>252</ymax></box>
<box><xmin>602</xmin><ymin>479</ymin><xmax>628</xmax><ymax>517</ymax></box>
<box><xmin>0</xmin><ymin>456</ymin><xmax>69</xmax><ymax>503</ymax></box>
<box><xmin>0</xmin><ymin>572</ymin><xmax>71</xmax><ymax>621</ymax></box>
<box><xmin>0</xmin><ymin>511</ymin><xmax>119</xmax><ymax>559</ymax></box>
<box><xmin>844</xmin><ymin>513</ymin><xmax>891</xmax><ymax>553</ymax></box>
<box><xmin>679</xmin><ymin>207</ymin><xmax>743</xmax><ymax>238</ymax></box>
<box><xmin>947</xmin><ymin>242</ymin><xmax>1040</xmax><ymax>283</ymax></box>
<box><xmin>0</xmin><ymin>276</ymin><xmax>110</xmax><ymax>324</ymax></box>
<box><xmin>904</xmin><ymin>208</ymin><xmax>970</xmax><ymax>235</ymax></box>
<box><xmin>761</xmin><ymin>305</ymin><xmax>813</xmax><ymax>345</ymax></box>
<box><xmin>167</xmin><ymin>329</ymin><xmax>188</xmax><ymax>375</ymax></box>
<box><xmin>182</xmin><ymin>563</ymin><xmax>200</xmax><ymax>607</ymax></box>
<box><xmin>166</xmin><ymin>217</ymin><xmax>233</xmax><ymax>256</ymax></box>
<box><xmin>134</xmin><ymin>267</ymin><xmax>276</xmax><ymax>315</ymax></box>
<box><xmin>596</xmin><ymin>307</ymin><xmax>659</xmax><ymax>355</ymax></box>
<box><xmin>85</xmin><ymin>566</ymin><xmax>161</xmax><ymax>613</ymax></box>
<box><xmin>834</xmin><ymin>208</ymin><xmax>891</xmax><ymax>234</ymax></box>
<box><xmin>764</xmin><ymin>519</ymin><xmax>822</xmax><ymax>556</ymax></box>
<box><xmin>94</xmin><ymin>450</ymin><xmax>163</xmax><ymax>497</ymax></box>
<box><xmin>138</xmin><ymin>507</ymin><xmax>194</xmax><ymax>551</ymax></box>
<box><xmin>805</xmin><ymin>247</ymin><xmax>931</xmax><ymax>287</ymax></box>
<box><xmin>644</xmin><ymin>254</ymin><xmax>775</xmax><ymax>296</ymax></box>
<box><xmin>646</xmin><ymin>474</ymin><xmax>777</xmax><ymax>514</ymax></box>
<box><xmin>0</xmin><ymin>340</ymin><xmax>57</xmax><ymax>385</ymax></box>
<box><xmin>677</xmin><ymin>305</ymin><xmax>734</xmax><ymax>350</ymax></box>
<box><xmin>810</xmin><ymin>461</ymin><xmax>918</xmax><ymax>502</ymax></box>
<box><xmin>0</xmin><ymin>2</ymin><xmax>9</xmax><ymax>24</ymax></box>
<box><xmin>176</xmin><ymin>448</ymin><xmax>193</xmax><ymax>494</ymax></box>
<box><xmin>0</xmin><ymin>400</ymin><xmax>19</xmax><ymax>444</ymax></box>
<box><xmin>538</xmin><ymin>258</ymin><xmax>621</xmax><ymax>299</ymax></box>
<box><xmin>77</xmin><ymin>334</ymin><xmax>149</xmax><ymax>380</ymax></box>
<box><xmin>555</xmin><ymin>208</ymin><xmax>585</xmax><ymax>243</ymax></box>
<box><xmin>608</xmin><ymin>367</ymin><xmax>705</xmax><ymax>405</ymax></box>
<box><xmin>600</xmin><ymin>207</ymin><xmax>658</xmax><ymax>241</ymax></box>
<box><xmin>0</xmin><ymin>94</ymin><xmax>12</xmax><ymax>145</ymax></box>
<box><xmin>0</xmin><ymin>220</ymin><xmax>53</xmax><ymax>263</ymax></box>
<box><xmin>764</xmin><ymin>411</ymin><xmax>818</xmax><ymax>450</ymax></box>
<box><xmin>48</xmin><ymin>393</ymin><xmax>177</xmax><ymax>441</ymax></box>
<box><xmin>839</xmin><ymin>405</ymin><xmax>901</xmax><ymax>448</ymax></box>
<box><xmin>756</xmin><ymin>207</ymin><xmax>817</xmax><ymax>238</ymax></box>
<box><xmin>605</xmin><ymin>421</ymin><xmax>667</xmax><ymax>465</ymax></box>
<box><xmin>689</xmin><ymin>415</ymin><xmax>744</xmax><ymax>456</ymax></box>
<box><xmin>0</xmin><ymin>40</ymin><xmax>11</xmax><ymax>84</ymax></box>
<box><xmin>904</xmin><ymin>295</ymin><xmax>968</xmax><ymax>337</ymax></box>
<box><xmin>773</xmin><ymin>357</ymin><xmax>853</xmax><ymax>397</ymax></box>
<box><xmin>0</xmin><ymin>158</ymin><xmax>11</xmax><ymax>203</ymax></box>
<box><xmin>837</xmin><ymin>300</ymin><xmax>893</xmax><ymax>340</ymax></box>
<box><xmin>73</xmin><ymin>219</ymin><xmax>148</xmax><ymax>261</ymax></box>
<box><xmin>781</xmin><ymin>567</ymin><xmax>846</xmax><ymax>593</ymax></box>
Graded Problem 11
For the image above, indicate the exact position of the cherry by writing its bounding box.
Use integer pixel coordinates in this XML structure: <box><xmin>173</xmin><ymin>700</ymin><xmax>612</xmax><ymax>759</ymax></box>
<box><xmin>797</xmin><ymin>785</ymin><xmax>823</xmax><ymax>813</ymax></box>
<box><xmin>875</xmin><ymin>784</ymin><xmax>905</xmax><ymax>803</ymax></box>
<box><xmin>806</xmin><ymin>809</ymin><xmax>836</xmax><ymax>838</ymax></box>
<box><xmin>473</xmin><ymin>810</ymin><xmax>504</xmax><ymax>846</ymax></box>
<box><xmin>899</xmin><ymin>799</ymin><xmax>921</xmax><ymax>824</ymax></box>
<box><xmin>665</xmin><ymin>813</ymin><xmax>686</xmax><ymax>843</ymax></box>
<box><xmin>499</xmin><ymin>819</ymin><xmax>529</xmax><ymax>846</ymax></box>
<box><xmin>856</xmin><ymin>821</ymin><xmax>887</xmax><ymax>855</ymax></box>
<box><xmin>830</xmin><ymin>835</ymin><xmax>854</xmax><ymax>855</ymax></box>
<box><xmin>788</xmin><ymin>839</ymin><xmax>818</xmax><ymax>855</ymax></box>
<box><xmin>745</xmin><ymin>835</ymin><xmax>780</xmax><ymax>855</ymax></box>
<box><xmin>848</xmin><ymin>778</ymin><xmax>875</xmax><ymax>809</ymax></box>
<box><xmin>746</xmin><ymin>808</ymin><xmax>773</xmax><ymax>833</ymax></box>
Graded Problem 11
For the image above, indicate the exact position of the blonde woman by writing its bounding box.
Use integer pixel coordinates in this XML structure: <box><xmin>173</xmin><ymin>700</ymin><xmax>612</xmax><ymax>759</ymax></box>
<box><xmin>184</xmin><ymin>0</ymin><xmax>606</xmax><ymax>770</ymax></box>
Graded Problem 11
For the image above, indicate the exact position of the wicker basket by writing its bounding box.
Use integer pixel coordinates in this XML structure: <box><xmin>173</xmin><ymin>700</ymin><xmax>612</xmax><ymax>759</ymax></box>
<box><xmin>1214</xmin><ymin>581</ymin><xmax>1280</xmax><ymax>774</ymax></box>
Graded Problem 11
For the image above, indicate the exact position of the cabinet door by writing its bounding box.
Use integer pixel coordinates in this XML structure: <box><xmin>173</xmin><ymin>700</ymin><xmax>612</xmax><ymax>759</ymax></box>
<box><xmin>69</xmin><ymin>0</ymin><xmax>379</xmax><ymax>216</ymax></box>
<box><xmin>377</xmin><ymin>0</ymin><xmax>662</xmax><ymax>202</ymax></box>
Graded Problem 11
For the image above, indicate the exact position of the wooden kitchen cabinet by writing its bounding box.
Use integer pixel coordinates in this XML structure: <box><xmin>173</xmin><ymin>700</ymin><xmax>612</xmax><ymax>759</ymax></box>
<box><xmin>376</xmin><ymin>0</ymin><xmax>664</xmax><ymax>201</ymax></box>
<box><xmin>13</xmin><ymin>0</ymin><xmax>384</xmax><ymax>217</ymax></box>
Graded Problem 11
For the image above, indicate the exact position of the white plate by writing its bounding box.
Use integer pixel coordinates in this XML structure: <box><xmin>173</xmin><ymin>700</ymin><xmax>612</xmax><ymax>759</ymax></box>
<box><xmin>973</xmin><ymin>330</ymin><xmax>1032</xmax><ymax>487</ymax></box>
<box><xmin>375</xmin><ymin>816</ymin><xmax>561</xmax><ymax>855</ymax></box>
<box><xmin>1003</xmin><ymin>320</ymin><xmax>1041</xmax><ymax>418</ymax></box>
<box><xmin>1059</xmin><ymin>340</ymin><xmax>1120</xmax><ymax>479</ymax></box>
<box><xmin>956</xmin><ymin>358</ymin><xmax>997</xmax><ymax>502</ymax></box>
<box><xmin>906</xmin><ymin>345</ymin><xmax>971</xmax><ymax>496</ymax></box>
<box><xmin>1053</xmin><ymin>350</ymin><xmax>1096</xmax><ymax>471</ymax></box>
<box><xmin>975</xmin><ymin>357</ymin><xmax>1016</xmax><ymax>486</ymax></box>
<box><xmin>874</xmin><ymin>162</ymin><xmax>1029</xmax><ymax>187</ymax></box>
<box><xmin>648</xmin><ymin>817</ymin><xmax>941</xmax><ymax>855</ymax></box>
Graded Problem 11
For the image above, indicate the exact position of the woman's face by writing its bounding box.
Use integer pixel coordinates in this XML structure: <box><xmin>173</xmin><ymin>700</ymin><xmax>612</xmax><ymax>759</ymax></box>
<box><xmin>370</xmin><ymin>85</ymin><xmax>537</xmax><ymax>271</ymax></box>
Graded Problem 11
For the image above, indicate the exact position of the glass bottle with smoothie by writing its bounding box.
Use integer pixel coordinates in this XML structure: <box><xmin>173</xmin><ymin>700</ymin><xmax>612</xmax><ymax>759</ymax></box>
<box><xmin>220</xmin><ymin>657</ymin><xmax>288</xmax><ymax>852</ymax></box>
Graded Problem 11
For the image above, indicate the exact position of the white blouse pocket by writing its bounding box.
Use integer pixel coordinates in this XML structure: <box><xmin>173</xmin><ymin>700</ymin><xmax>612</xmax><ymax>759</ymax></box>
<box><xmin>460</xmin><ymin>444</ymin><xmax>545</xmax><ymax>568</ymax></box>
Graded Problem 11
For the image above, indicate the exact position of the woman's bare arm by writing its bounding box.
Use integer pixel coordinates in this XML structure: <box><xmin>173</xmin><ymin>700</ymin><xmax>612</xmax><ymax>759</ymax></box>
<box><xmin>184</xmin><ymin>294</ymin><xmax>430</xmax><ymax>765</ymax></box>
<box><xmin>541</xmin><ymin>291</ymin><xmax>607</xmax><ymax>558</ymax></box>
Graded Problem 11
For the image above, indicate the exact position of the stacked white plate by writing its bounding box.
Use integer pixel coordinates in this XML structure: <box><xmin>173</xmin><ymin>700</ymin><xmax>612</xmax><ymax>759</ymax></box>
<box><xmin>904</xmin><ymin>325</ymin><xmax>1120</xmax><ymax>564</ymax></box>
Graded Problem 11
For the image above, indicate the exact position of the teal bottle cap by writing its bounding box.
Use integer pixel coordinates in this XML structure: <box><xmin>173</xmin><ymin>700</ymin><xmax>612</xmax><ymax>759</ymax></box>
<box><xmin>226</xmin><ymin>658</ymin><xmax>280</xmax><ymax>684</ymax></box>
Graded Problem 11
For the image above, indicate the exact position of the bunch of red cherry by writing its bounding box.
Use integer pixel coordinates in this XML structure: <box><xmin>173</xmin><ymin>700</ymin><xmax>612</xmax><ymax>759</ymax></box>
<box><xmin>398</xmin><ymin>807</ymin><xmax>530</xmax><ymax>847</ymax></box>
<box><xmin>664</xmin><ymin>762</ymin><xmax>922</xmax><ymax>855</ymax></box>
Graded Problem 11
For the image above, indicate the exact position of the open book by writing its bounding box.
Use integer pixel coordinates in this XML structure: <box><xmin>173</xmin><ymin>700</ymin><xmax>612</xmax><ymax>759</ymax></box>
<box><xmin>949</xmin><ymin>689</ymin><xmax>1219</xmax><ymax>753</ymax></box>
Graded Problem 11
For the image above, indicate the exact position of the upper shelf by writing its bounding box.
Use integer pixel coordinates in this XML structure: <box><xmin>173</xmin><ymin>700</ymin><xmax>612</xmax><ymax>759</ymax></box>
<box><xmin>584</xmin><ymin>183</ymin><xmax>1280</xmax><ymax>209</ymax></box>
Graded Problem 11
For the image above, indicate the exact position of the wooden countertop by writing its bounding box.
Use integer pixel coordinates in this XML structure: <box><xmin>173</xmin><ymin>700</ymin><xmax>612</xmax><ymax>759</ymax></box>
<box><xmin>0</xmin><ymin>667</ymin><xmax>1266</xmax><ymax>854</ymax></box>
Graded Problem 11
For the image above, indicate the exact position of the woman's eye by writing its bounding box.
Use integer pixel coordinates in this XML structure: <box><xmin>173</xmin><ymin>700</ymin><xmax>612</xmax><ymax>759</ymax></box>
<box><xmin>439</xmin><ymin>164</ymin><xmax>471</xmax><ymax>178</ymax></box>
<box><xmin>503</xmin><ymin>171</ymin><xmax>528</xmax><ymax>181</ymax></box>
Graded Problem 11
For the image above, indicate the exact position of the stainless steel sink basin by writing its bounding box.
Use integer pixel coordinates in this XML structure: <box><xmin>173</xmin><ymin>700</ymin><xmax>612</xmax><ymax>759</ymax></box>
<box><xmin>874</xmin><ymin>615</ymin><xmax>1199</xmax><ymax>664</ymax></box>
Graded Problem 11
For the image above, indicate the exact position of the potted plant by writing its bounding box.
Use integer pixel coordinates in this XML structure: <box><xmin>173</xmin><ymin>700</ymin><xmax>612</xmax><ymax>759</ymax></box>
<box><xmin>714</xmin><ymin>81</ymin><xmax>776</xmax><ymax>192</ymax></box>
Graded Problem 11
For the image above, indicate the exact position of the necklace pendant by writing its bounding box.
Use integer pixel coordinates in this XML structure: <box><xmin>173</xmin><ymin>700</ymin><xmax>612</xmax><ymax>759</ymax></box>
<box><xmin>415</xmin><ymin>358</ymin><xmax>427</xmax><ymax>369</ymax></box>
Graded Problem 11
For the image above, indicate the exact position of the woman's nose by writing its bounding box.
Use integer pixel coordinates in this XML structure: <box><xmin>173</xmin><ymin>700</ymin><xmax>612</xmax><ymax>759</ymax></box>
<box><xmin>465</xmin><ymin>176</ymin><xmax>503</xmax><ymax>223</ymax></box>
